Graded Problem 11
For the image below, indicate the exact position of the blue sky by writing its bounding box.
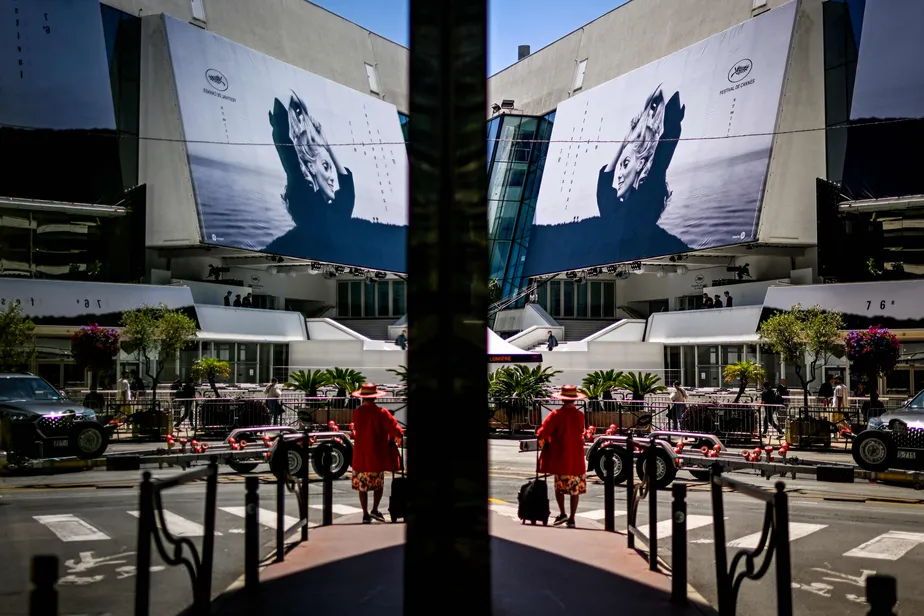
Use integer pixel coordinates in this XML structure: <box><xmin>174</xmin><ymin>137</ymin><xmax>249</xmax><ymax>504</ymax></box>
<box><xmin>309</xmin><ymin>0</ymin><xmax>630</xmax><ymax>75</ymax></box>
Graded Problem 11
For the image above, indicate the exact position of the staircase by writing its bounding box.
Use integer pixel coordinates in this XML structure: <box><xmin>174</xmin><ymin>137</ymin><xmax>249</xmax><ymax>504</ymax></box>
<box><xmin>332</xmin><ymin>319</ymin><xmax>394</xmax><ymax>340</ymax></box>
<box><xmin>556</xmin><ymin>319</ymin><xmax>619</xmax><ymax>342</ymax></box>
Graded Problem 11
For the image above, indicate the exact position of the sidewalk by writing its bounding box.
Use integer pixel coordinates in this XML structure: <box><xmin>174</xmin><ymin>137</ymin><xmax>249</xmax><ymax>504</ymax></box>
<box><xmin>215</xmin><ymin>512</ymin><xmax>712</xmax><ymax>616</ymax></box>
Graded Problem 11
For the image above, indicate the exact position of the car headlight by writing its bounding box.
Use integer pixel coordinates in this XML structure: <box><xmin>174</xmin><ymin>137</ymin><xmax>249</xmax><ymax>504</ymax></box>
<box><xmin>76</xmin><ymin>410</ymin><xmax>97</xmax><ymax>422</ymax></box>
<box><xmin>6</xmin><ymin>411</ymin><xmax>35</xmax><ymax>423</ymax></box>
<box><xmin>868</xmin><ymin>417</ymin><xmax>884</xmax><ymax>430</ymax></box>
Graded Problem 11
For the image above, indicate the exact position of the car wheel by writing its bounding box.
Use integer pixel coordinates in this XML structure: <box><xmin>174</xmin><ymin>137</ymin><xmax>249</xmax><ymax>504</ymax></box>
<box><xmin>588</xmin><ymin>445</ymin><xmax>630</xmax><ymax>484</ymax></box>
<box><xmin>70</xmin><ymin>422</ymin><xmax>109</xmax><ymax>460</ymax></box>
<box><xmin>311</xmin><ymin>440</ymin><xmax>351</xmax><ymax>479</ymax></box>
<box><xmin>270</xmin><ymin>441</ymin><xmax>306</xmax><ymax>479</ymax></box>
<box><xmin>228</xmin><ymin>461</ymin><xmax>259</xmax><ymax>474</ymax></box>
<box><xmin>635</xmin><ymin>448</ymin><xmax>677</xmax><ymax>490</ymax></box>
<box><xmin>852</xmin><ymin>431</ymin><xmax>896</xmax><ymax>472</ymax></box>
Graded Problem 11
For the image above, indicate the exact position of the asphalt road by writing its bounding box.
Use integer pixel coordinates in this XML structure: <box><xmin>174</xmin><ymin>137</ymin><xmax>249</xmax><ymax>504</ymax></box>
<box><xmin>1</xmin><ymin>440</ymin><xmax>923</xmax><ymax>615</ymax></box>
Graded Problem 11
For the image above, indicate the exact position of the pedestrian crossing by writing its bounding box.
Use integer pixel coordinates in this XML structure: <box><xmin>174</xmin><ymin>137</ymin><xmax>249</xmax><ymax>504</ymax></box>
<box><xmin>487</xmin><ymin>503</ymin><xmax>924</xmax><ymax>562</ymax></box>
<box><xmin>31</xmin><ymin>503</ymin><xmax>367</xmax><ymax>544</ymax></box>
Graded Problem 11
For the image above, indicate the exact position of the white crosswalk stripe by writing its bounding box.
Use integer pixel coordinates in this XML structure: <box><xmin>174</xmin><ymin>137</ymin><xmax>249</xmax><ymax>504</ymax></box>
<box><xmin>310</xmin><ymin>504</ymin><xmax>364</xmax><ymax>516</ymax></box>
<box><xmin>34</xmin><ymin>514</ymin><xmax>110</xmax><ymax>542</ymax></box>
<box><xmin>636</xmin><ymin>515</ymin><xmax>714</xmax><ymax>540</ymax></box>
<box><xmin>575</xmin><ymin>509</ymin><xmax>627</xmax><ymax>521</ymax></box>
<box><xmin>844</xmin><ymin>531</ymin><xmax>924</xmax><ymax>561</ymax></box>
<box><xmin>727</xmin><ymin>523</ymin><xmax>827</xmax><ymax>549</ymax></box>
<box><xmin>127</xmin><ymin>510</ymin><xmax>220</xmax><ymax>537</ymax></box>
<box><xmin>220</xmin><ymin>506</ymin><xmax>306</xmax><ymax>531</ymax></box>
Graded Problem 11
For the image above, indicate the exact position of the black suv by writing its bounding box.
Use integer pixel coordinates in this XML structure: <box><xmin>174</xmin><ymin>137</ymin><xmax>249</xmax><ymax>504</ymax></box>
<box><xmin>0</xmin><ymin>373</ymin><xmax>112</xmax><ymax>461</ymax></box>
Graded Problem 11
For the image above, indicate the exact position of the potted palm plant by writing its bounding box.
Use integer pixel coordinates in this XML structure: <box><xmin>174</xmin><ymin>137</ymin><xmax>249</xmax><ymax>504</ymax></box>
<box><xmin>286</xmin><ymin>369</ymin><xmax>331</xmax><ymax>426</ymax></box>
<box><xmin>324</xmin><ymin>367</ymin><xmax>366</xmax><ymax>423</ymax></box>
<box><xmin>617</xmin><ymin>372</ymin><xmax>667</xmax><ymax>432</ymax></box>
<box><xmin>387</xmin><ymin>365</ymin><xmax>407</xmax><ymax>396</ymax></box>
<box><xmin>488</xmin><ymin>364</ymin><xmax>561</xmax><ymax>432</ymax></box>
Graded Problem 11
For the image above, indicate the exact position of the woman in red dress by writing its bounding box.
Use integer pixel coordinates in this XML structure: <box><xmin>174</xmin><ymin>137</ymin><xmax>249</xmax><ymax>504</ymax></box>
<box><xmin>537</xmin><ymin>385</ymin><xmax>588</xmax><ymax>528</ymax></box>
<box><xmin>351</xmin><ymin>383</ymin><xmax>404</xmax><ymax>523</ymax></box>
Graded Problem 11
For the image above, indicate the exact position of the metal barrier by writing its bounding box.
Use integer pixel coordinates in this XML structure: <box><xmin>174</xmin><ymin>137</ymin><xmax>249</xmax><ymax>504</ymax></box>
<box><xmin>135</xmin><ymin>460</ymin><xmax>218</xmax><ymax>616</ymax></box>
<box><xmin>29</xmin><ymin>555</ymin><xmax>58</xmax><ymax>616</ymax></box>
<box><xmin>242</xmin><ymin>437</ymin><xmax>333</xmax><ymax>592</ymax></box>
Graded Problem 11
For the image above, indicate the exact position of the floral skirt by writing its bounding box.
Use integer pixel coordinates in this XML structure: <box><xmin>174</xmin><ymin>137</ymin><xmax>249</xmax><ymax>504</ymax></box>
<box><xmin>351</xmin><ymin>471</ymin><xmax>385</xmax><ymax>492</ymax></box>
<box><xmin>554</xmin><ymin>474</ymin><xmax>587</xmax><ymax>496</ymax></box>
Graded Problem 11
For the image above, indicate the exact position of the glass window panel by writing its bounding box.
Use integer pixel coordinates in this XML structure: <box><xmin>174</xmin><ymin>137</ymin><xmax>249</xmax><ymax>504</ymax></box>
<box><xmin>377</xmin><ymin>281</ymin><xmax>390</xmax><ymax>316</ymax></box>
<box><xmin>563</xmin><ymin>281</ymin><xmax>574</xmax><ymax>317</ymax></box>
<box><xmin>576</xmin><ymin>282</ymin><xmax>587</xmax><ymax>317</ymax></box>
<box><xmin>349</xmin><ymin>281</ymin><xmax>363</xmax><ymax>317</ymax></box>
<box><xmin>392</xmin><ymin>281</ymin><xmax>406</xmax><ymax>316</ymax></box>
<box><xmin>179</xmin><ymin>343</ymin><xmax>200</xmax><ymax>380</ymax></box>
<box><xmin>683</xmin><ymin>346</ymin><xmax>696</xmax><ymax>387</ymax></box>
<box><xmin>537</xmin><ymin>283</ymin><xmax>548</xmax><ymax>313</ymax></box>
<box><xmin>258</xmin><ymin>343</ymin><xmax>271</xmax><ymax>383</ymax></box>
<box><xmin>273</xmin><ymin>344</ymin><xmax>289</xmax><ymax>382</ymax></box>
<box><xmin>721</xmin><ymin>345</ymin><xmax>743</xmax><ymax>365</ymax></box>
<box><xmin>603</xmin><ymin>282</ymin><xmax>615</xmax><ymax>317</ymax></box>
<box><xmin>697</xmin><ymin>346</ymin><xmax>719</xmax><ymax>366</ymax></box>
<box><xmin>337</xmin><ymin>282</ymin><xmax>350</xmax><ymax>317</ymax></box>
<box><xmin>550</xmin><ymin>281</ymin><xmax>562</xmax><ymax>317</ymax></box>
<box><xmin>490</xmin><ymin>241</ymin><xmax>510</xmax><ymax>280</ymax></box>
<box><xmin>590</xmin><ymin>281</ymin><xmax>602</xmax><ymax>318</ymax></box>
<box><xmin>365</xmin><ymin>281</ymin><xmax>376</xmax><ymax>316</ymax></box>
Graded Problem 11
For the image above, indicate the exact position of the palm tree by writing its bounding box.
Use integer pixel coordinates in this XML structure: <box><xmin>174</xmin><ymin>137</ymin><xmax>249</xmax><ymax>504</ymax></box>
<box><xmin>618</xmin><ymin>372</ymin><xmax>667</xmax><ymax>401</ymax></box>
<box><xmin>488</xmin><ymin>364</ymin><xmax>562</xmax><ymax>401</ymax></box>
<box><xmin>387</xmin><ymin>365</ymin><xmax>407</xmax><ymax>396</ymax></box>
<box><xmin>324</xmin><ymin>367</ymin><xmax>366</xmax><ymax>398</ymax></box>
<box><xmin>191</xmin><ymin>357</ymin><xmax>231</xmax><ymax>398</ymax></box>
<box><xmin>285</xmin><ymin>369</ymin><xmax>330</xmax><ymax>397</ymax></box>
<box><xmin>582</xmin><ymin>369</ymin><xmax>624</xmax><ymax>400</ymax></box>
<box><xmin>723</xmin><ymin>360</ymin><xmax>767</xmax><ymax>403</ymax></box>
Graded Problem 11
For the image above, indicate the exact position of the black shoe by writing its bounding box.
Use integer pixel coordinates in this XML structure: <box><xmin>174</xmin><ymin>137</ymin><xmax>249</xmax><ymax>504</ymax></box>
<box><xmin>370</xmin><ymin>510</ymin><xmax>386</xmax><ymax>522</ymax></box>
<box><xmin>362</xmin><ymin>514</ymin><xmax>372</xmax><ymax>524</ymax></box>
<box><xmin>553</xmin><ymin>514</ymin><xmax>568</xmax><ymax>526</ymax></box>
<box><xmin>566</xmin><ymin>518</ymin><xmax>576</xmax><ymax>529</ymax></box>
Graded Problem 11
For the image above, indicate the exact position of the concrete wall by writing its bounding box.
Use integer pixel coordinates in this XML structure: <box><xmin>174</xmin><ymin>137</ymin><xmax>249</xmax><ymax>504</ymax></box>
<box><xmin>289</xmin><ymin>339</ymin><xmax>406</xmax><ymax>385</ymax></box>
<box><xmin>104</xmin><ymin>0</ymin><xmax>409</xmax><ymax>112</ymax></box>
<box><xmin>540</xmin><ymin>341</ymin><xmax>665</xmax><ymax>386</ymax></box>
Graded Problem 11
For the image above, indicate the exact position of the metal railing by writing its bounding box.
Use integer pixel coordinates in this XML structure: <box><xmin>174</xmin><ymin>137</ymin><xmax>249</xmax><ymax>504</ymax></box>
<box><xmin>135</xmin><ymin>460</ymin><xmax>218</xmax><ymax>616</ymax></box>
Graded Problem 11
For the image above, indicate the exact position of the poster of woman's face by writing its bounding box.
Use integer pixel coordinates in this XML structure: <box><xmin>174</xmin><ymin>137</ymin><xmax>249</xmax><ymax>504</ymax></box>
<box><xmin>162</xmin><ymin>16</ymin><xmax>408</xmax><ymax>271</ymax></box>
<box><xmin>523</xmin><ymin>1</ymin><xmax>797</xmax><ymax>277</ymax></box>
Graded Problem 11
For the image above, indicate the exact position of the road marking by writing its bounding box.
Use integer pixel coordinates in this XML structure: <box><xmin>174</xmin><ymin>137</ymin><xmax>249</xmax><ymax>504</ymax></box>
<box><xmin>127</xmin><ymin>511</ymin><xmax>221</xmax><ymax>537</ymax></box>
<box><xmin>728</xmin><ymin>523</ymin><xmax>826</xmax><ymax>549</ymax></box>
<box><xmin>220</xmin><ymin>506</ymin><xmax>301</xmax><ymax>530</ymax></box>
<box><xmin>34</xmin><ymin>515</ymin><xmax>110</xmax><ymax>542</ymax></box>
<box><xmin>844</xmin><ymin>531</ymin><xmax>924</xmax><ymax>561</ymax></box>
<box><xmin>637</xmin><ymin>515</ymin><xmax>714</xmax><ymax>540</ymax></box>
<box><xmin>310</xmin><ymin>504</ymin><xmax>363</xmax><ymax>515</ymax></box>
<box><xmin>488</xmin><ymin>498</ymin><xmax>507</xmax><ymax>504</ymax></box>
<box><xmin>575</xmin><ymin>509</ymin><xmax>627</xmax><ymax>520</ymax></box>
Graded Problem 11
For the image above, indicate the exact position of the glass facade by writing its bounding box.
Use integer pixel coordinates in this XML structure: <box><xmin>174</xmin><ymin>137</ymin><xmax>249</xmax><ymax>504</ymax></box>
<box><xmin>337</xmin><ymin>279</ymin><xmax>407</xmax><ymax>317</ymax></box>
<box><xmin>486</xmin><ymin>112</ymin><xmax>555</xmax><ymax>299</ymax></box>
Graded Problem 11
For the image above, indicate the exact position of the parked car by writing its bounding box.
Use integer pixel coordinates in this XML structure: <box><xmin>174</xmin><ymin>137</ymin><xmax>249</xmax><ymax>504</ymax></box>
<box><xmin>852</xmin><ymin>390</ymin><xmax>924</xmax><ymax>472</ymax></box>
<box><xmin>0</xmin><ymin>373</ymin><xmax>114</xmax><ymax>461</ymax></box>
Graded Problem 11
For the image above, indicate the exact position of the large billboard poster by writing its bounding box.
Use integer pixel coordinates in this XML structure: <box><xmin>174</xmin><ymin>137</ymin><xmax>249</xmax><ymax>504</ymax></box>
<box><xmin>522</xmin><ymin>1</ymin><xmax>797</xmax><ymax>276</ymax></box>
<box><xmin>163</xmin><ymin>16</ymin><xmax>408</xmax><ymax>273</ymax></box>
<box><xmin>0</xmin><ymin>0</ymin><xmax>115</xmax><ymax>130</ymax></box>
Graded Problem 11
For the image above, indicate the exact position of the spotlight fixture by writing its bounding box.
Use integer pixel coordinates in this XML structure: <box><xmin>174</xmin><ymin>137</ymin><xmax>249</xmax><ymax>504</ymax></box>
<box><xmin>366</xmin><ymin>276</ymin><xmax>377</xmax><ymax>285</ymax></box>
<box><xmin>350</xmin><ymin>268</ymin><xmax>366</xmax><ymax>278</ymax></box>
<box><xmin>501</xmin><ymin>99</ymin><xmax>515</xmax><ymax>109</ymax></box>
<box><xmin>630</xmin><ymin>261</ymin><xmax>643</xmax><ymax>272</ymax></box>
<box><xmin>606</xmin><ymin>265</ymin><xmax>618</xmax><ymax>274</ymax></box>
<box><xmin>310</xmin><ymin>261</ymin><xmax>323</xmax><ymax>271</ymax></box>
<box><xmin>334</xmin><ymin>265</ymin><xmax>346</xmax><ymax>274</ymax></box>
<box><xmin>565</xmin><ymin>271</ymin><xmax>577</xmax><ymax>280</ymax></box>
<box><xmin>374</xmin><ymin>271</ymin><xmax>388</xmax><ymax>280</ymax></box>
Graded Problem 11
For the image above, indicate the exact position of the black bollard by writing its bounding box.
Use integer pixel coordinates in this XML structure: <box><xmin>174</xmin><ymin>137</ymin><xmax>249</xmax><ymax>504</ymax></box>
<box><xmin>30</xmin><ymin>555</ymin><xmax>58</xmax><ymax>616</ymax></box>
<box><xmin>648</xmin><ymin>436</ymin><xmax>658</xmax><ymax>571</ymax></box>
<box><xmin>671</xmin><ymin>483</ymin><xmax>687</xmax><ymax>604</ymax></box>
<box><xmin>322</xmin><ymin>443</ymin><xmax>334</xmax><ymax>526</ymax></box>
<box><xmin>626</xmin><ymin>435</ymin><xmax>635</xmax><ymax>549</ymax></box>
<box><xmin>244</xmin><ymin>476</ymin><xmax>259</xmax><ymax>591</ymax></box>
<box><xmin>867</xmin><ymin>575</ymin><xmax>897</xmax><ymax>616</ymax></box>
<box><xmin>300</xmin><ymin>442</ymin><xmax>310</xmax><ymax>541</ymax></box>
<box><xmin>276</xmin><ymin>474</ymin><xmax>286</xmax><ymax>562</ymax></box>
<box><xmin>603</xmin><ymin>448</ymin><xmax>616</xmax><ymax>532</ymax></box>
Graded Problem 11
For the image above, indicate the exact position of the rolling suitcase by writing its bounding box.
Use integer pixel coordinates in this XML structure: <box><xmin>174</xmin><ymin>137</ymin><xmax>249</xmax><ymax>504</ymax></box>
<box><xmin>517</xmin><ymin>444</ymin><xmax>550</xmax><ymax>525</ymax></box>
<box><xmin>388</xmin><ymin>438</ymin><xmax>407</xmax><ymax>522</ymax></box>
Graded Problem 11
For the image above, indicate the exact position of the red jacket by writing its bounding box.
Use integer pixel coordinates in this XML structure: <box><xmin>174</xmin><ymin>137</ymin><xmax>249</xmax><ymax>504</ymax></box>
<box><xmin>351</xmin><ymin>402</ymin><xmax>404</xmax><ymax>473</ymax></box>
<box><xmin>536</xmin><ymin>404</ymin><xmax>587</xmax><ymax>476</ymax></box>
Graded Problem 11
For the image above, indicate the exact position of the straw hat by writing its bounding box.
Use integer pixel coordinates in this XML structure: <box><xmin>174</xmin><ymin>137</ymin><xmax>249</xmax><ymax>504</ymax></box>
<box><xmin>551</xmin><ymin>384</ymin><xmax>587</xmax><ymax>401</ymax></box>
<box><xmin>351</xmin><ymin>383</ymin><xmax>388</xmax><ymax>399</ymax></box>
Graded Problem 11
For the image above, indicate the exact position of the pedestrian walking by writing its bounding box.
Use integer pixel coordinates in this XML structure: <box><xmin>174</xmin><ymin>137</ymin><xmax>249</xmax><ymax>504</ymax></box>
<box><xmin>713</xmin><ymin>294</ymin><xmax>723</xmax><ymax>308</ymax></box>
<box><xmin>174</xmin><ymin>380</ymin><xmax>197</xmax><ymax>429</ymax></box>
<box><xmin>537</xmin><ymin>385</ymin><xmax>587</xmax><ymax>528</ymax></box>
<box><xmin>223</xmin><ymin>291</ymin><xmax>232</xmax><ymax>306</ymax></box>
<box><xmin>861</xmin><ymin>391</ymin><xmax>885</xmax><ymax>422</ymax></box>
<box><xmin>242</xmin><ymin>293</ymin><xmax>253</xmax><ymax>308</ymax></box>
<box><xmin>724</xmin><ymin>291</ymin><xmax>733</xmax><ymax>307</ymax></box>
<box><xmin>233</xmin><ymin>294</ymin><xmax>242</xmax><ymax>307</ymax></box>
<box><xmin>116</xmin><ymin>371</ymin><xmax>132</xmax><ymax>420</ymax></box>
<box><xmin>833</xmin><ymin>376</ymin><xmax>850</xmax><ymax>425</ymax></box>
<box><xmin>702</xmin><ymin>293</ymin><xmax>713</xmax><ymax>309</ymax></box>
<box><xmin>395</xmin><ymin>329</ymin><xmax>408</xmax><ymax>350</ymax></box>
<box><xmin>264</xmin><ymin>378</ymin><xmax>283</xmax><ymax>425</ymax></box>
<box><xmin>760</xmin><ymin>381</ymin><xmax>781</xmax><ymax>436</ymax></box>
<box><xmin>818</xmin><ymin>376</ymin><xmax>834</xmax><ymax>407</ymax></box>
<box><xmin>546</xmin><ymin>329</ymin><xmax>559</xmax><ymax>351</ymax></box>
<box><xmin>351</xmin><ymin>383</ymin><xmax>404</xmax><ymax>524</ymax></box>
<box><xmin>668</xmin><ymin>381</ymin><xmax>687</xmax><ymax>430</ymax></box>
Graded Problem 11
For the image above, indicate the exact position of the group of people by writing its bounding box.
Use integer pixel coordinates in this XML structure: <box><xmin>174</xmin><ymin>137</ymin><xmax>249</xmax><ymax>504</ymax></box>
<box><xmin>702</xmin><ymin>291</ymin><xmax>733</xmax><ymax>309</ymax></box>
<box><xmin>224</xmin><ymin>291</ymin><xmax>255</xmax><ymax>308</ymax></box>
